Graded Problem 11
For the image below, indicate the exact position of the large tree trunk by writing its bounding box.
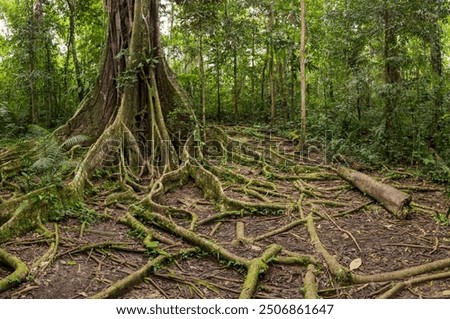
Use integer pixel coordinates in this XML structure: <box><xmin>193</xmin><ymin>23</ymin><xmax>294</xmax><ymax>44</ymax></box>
<box><xmin>58</xmin><ymin>0</ymin><xmax>194</xmax><ymax>191</ymax></box>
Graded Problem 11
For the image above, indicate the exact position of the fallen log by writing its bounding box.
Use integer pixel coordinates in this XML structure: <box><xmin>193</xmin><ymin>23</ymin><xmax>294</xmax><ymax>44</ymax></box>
<box><xmin>336</xmin><ymin>166</ymin><xmax>411</xmax><ymax>219</ymax></box>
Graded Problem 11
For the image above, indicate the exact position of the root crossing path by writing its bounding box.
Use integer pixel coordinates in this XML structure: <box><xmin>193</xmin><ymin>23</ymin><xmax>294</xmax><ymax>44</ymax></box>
<box><xmin>1</xmin><ymin>126</ymin><xmax>449</xmax><ymax>299</ymax></box>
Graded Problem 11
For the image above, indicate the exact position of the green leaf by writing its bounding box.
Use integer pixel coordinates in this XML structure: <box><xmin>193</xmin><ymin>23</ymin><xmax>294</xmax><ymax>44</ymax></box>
<box><xmin>145</xmin><ymin>241</ymin><xmax>159</xmax><ymax>249</ymax></box>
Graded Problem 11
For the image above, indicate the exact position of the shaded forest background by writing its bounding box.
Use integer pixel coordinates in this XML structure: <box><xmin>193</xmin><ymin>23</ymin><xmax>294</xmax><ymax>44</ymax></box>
<box><xmin>0</xmin><ymin>0</ymin><xmax>449</xmax><ymax>182</ymax></box>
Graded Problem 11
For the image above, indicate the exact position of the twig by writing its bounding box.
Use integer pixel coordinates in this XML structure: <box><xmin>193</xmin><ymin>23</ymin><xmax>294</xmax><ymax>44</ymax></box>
<box><xmin>315</xmin><ymin>210</ymin><xmax>362</xmax><ymax>252</ymax></box>
<box><xmin>209</xmin><ymin>222</ymin><xmax>222</xmax><ymax>236</ymax></box>
<box><xmin>91</xmin><ymin>248</ymin><xmax>197</xmax><ymax>299</ymax></box>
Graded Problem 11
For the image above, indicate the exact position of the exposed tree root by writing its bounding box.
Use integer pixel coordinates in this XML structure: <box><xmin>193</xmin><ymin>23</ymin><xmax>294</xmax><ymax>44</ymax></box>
<box><xmin>303</xmin><ymin>264</ymin><xmax>319</xmax><ymax>299</ymax></box>
<box><xmin>197</xmin><ymin>210</ymin><xmax>251</xmax><ymax>226</ymax></box>
<box><xmin>263</xmin><ymin>164</ymin><xmax>338</xmax><ymax>181</ymax></box>
<box><xmin>208</xmin><ymin>164</ymin><xmax>276</xmax><ymax>190</ymax></box>
<box><xmin>377</xmin><ymin>270</ymin><xmax>450</xmax><ymax>299</ymax></box>
<box><xmin>56</xmin><ymin>241</ymin><xmax>144</xmax><ymax>259</ymax></box>
<box><xmin>187</xmin><ymin>159</ymin><xmax>286</xmax><ymax>212</ymax></box>
<box><xmin>233</xmin><ymin>221</ymin><xmax>247</xmax><ymax>245</ymax></box>
<box><xmin>1</xmin><ymin>124</ymin><xmax>448</xmax><ymax>299</ymax></box>
<box><xmin>91</xmin><ymin>248</ymin><xmax>197</xmax><ymax>299</ymax></box>
<box><xmin>306</xmin><ymin>210</ymin><xmax>450</xmax><ymax>288</ymax></box>
<box><xmin>352</xmin><ymin>258</ymin><xmax>450</xmax><ymax>284</ymax></box>
<box><xmin>140</xmin><ymin>211</ymin><xmax>250</xmax><ymax>267</ymax></box>
<box><xmin>239</xmin><ymin>244</ymin><xmax>282</xmax><ymax>299</ymax></box>
<box><xmin>0</xmin><ymin>186</ymin><xmax>66</xmax><ymax>243</ymax></box>
<box><xmin>249</xmin><ymin>218</ymin><xmax>306</xmax><ymax>243</ymax></box>
<box><xmin>118</xmin><ymin>212</ymin><xmax>177</xmax><ymax>245</ymax></box>
<box><xmin>31</xmin><ymin>223</ymin><xmax>59</xmax><ymax>275</ymax></box>
<box><xmin>0</xmin><ymin>248</ymin><xmax>29</xmax><ymax>293</ymax></box>
<box><xmin>305</xmin><ymin>214</ymin><xmax>351</xmax><ymax>282</ymax></box>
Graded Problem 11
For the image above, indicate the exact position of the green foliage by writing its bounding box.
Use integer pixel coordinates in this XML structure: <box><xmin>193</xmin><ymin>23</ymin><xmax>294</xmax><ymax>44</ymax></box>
<box><xmin>0</xmin><ymin>0</ymin><xmax>448</xmax><ymax>179</ymax></box>
<box><xmin>0</xmin><ymin>0</ymin><xmax>106</xmax><ymax>129</ymax></box>
<box><xmin>0</xmin><ymin>105</ymin><xmax>24</xmax><ymax>136</ymax></box>
<box><xmin>433</xmin><ymin>212</ymin><xmax>449</xmax><ymax>226</ymax></box>
<box><xmin>167</xmin><ymin>107</ymin><xmax>197</xmax><ymax>139</ymax></box>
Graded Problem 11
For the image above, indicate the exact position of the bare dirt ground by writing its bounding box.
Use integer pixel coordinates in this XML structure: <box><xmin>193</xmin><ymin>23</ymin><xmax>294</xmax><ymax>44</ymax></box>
<box><xmin>1</xmin><ymin>126</ymin><xmax>449</xmax><ymax>299</ymax></box>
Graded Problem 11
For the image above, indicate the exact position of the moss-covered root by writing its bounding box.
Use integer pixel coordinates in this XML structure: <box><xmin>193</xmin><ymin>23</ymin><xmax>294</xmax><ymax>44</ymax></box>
<box><xmin>239</xmin><ymin>244</ymin><xmax>282</xmax><ymax>299</ymax></box>
<box><xmin>303</xmin><ymin>264</ymin><xmax>319</xmax><ymax>299</ymax></box>
<box><xmin>31</xmin><ymin>223</ymin><xmax>59</xmax><ymax>275</ymax></box>
<box><xmin>0</xmin><ymin>248</ymin><xmax>29</xmax><ymax>293</ymax></box>
<box><xmin>305</xmin><ymin>214</ymin><xmax>351</xmax><ymax>282</ymax></box>
<box><xmin>91</xmin><ymin>248</ymin><xmax>196</xmax><ymax>299</ymax></box>
<box><xmin>377</xmin><ymin>270</ymin><xmax>450</xmax><ymax>299</ymax></box>
<box><xmin>187</xmin><ymin>160</ymin><xmax>286</xmax><ymax>212</ymax></box>
<box><xmin>118</xmin><ymin>212</ymin><xmax>176</xmax><ymax>245</ymax></box>
<box><xmin>0</xmin><ymin>186</ymin><xmax>55</xmax><ymax>243</ymax></box>
<box><xmin>275</xmin><ymin>250</ymin><xmax>319</xmax><ymax>267</ymax></box>
<box><xmin>232</xmin><ymin>221</ymin><xmax>251</xmax><ymax>245</ymax></box>
<box><xmin>140</xmin><ymin>211</ymin><xmax>249</xmax><ymax>267</ymax></box>
<box><xmin>352</xmin><ymin>257</ymin><xmax>450</xmax><ymax>284</ymax></box>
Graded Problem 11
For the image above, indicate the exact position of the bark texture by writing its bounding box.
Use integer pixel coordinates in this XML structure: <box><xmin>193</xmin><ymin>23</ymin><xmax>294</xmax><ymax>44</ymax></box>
<box><xmin>336</xmin><ymin>166</ymin><xmax>411</xmax><ymax>218</ymax></box>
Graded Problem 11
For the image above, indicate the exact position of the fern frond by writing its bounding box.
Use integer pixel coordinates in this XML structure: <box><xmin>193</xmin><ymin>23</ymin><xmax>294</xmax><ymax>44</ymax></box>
<box><xmin>30</xmin><ymin>156</ymin><xmax>57</xmax><ymax>172</ymax></box>
<box><xmin>0</xmin><ymin>106</ymin><xmax>14</xmax><ymax>122</ymax></box>
<box><xmin>27</xmin><ymin>124</ymin><xmax>51</xmax><ymax>137</ymax></box>
<box><xmin>61</xmin><ymin>135</ymin><xmax>90</xmax><ymax>149</ymax></box>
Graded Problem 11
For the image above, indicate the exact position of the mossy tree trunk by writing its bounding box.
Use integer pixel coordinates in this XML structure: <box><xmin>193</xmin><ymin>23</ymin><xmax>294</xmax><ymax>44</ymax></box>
<box><xmin>56</xmin><ymin>0</ymin><xmax>194</xmax><ymax>192</ymax></box>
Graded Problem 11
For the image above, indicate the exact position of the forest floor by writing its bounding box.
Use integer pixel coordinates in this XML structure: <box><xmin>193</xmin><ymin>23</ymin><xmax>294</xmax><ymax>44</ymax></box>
<box><xmin>0</xmin><ymin>125</ymin><xmax>449</xmax><ymax>299</ymax></box>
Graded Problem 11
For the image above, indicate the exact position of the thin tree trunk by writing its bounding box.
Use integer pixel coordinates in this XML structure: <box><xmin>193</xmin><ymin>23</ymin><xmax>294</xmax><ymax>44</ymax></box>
<box><xmin>67</xmin><ymin>0</ymin><xmax>84</xmax><ymax>102</ymax></box>
<box><xmin>299</xmin><ymin>0</ymin><xmax>307</xmax><ymax>149</ymax></box>
<box><xmin>199</xmin><ymin>32</ymin><xmax>206</xmax><ymax>134</ymax></box>
<box><xmin>383</xmin><ymin>7</ymin><xmax>400</xmax><ymax>155</ymax></box>
<box><xmin>251</xmin><ymin>23</ymin><xmax>256</xmax><ymax>104</ymax></box>
<box><xmin>278</xmin><ymin>59</ymin><xmax>287</xmax><ymax>125</ymax></box>
<box><xmin>260</xmin><ymin>55</ymin><xmax>268</xmax><ymax>110</ymax></box>
<box><xmin>428</xmin><ymin>26</ymin><xmax>444</xmax><ymax>150</ymax></box>
<box><xmin>28</xmin><ymin>0</ymin><xmax>38</xmax><ymax>124</ymax></box>
<box><xmin>216</xmin><ymin>42</ymin><xmax>221</xmax><ymax>123</ymax></box>
<box><xmin>269</xmin><ymin>2</ymin><xmax>275</xmax><ymax>127</ymax></box>
<box><xmin>233</xmin><ymin>47</ymin><xmax>239</xmax><ymax>122</ymax></box>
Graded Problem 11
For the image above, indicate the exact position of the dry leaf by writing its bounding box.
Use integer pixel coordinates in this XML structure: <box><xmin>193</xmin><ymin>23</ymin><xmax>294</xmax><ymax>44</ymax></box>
<box><xmin>250</xmin><ymin>245</ymin><xmax>262</xmax><ymax>251</ymax></box>
<box><xmin>349</xmin><ymin>258</ymin><xmax>362</xmax><ymax>270</ymax></box>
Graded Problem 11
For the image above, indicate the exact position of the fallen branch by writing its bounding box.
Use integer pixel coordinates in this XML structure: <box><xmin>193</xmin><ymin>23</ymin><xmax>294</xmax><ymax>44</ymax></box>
<box><xmin>336</xmin><ymin>166</ymin><xmax>411</xmax><ymax>218</ymax></box>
